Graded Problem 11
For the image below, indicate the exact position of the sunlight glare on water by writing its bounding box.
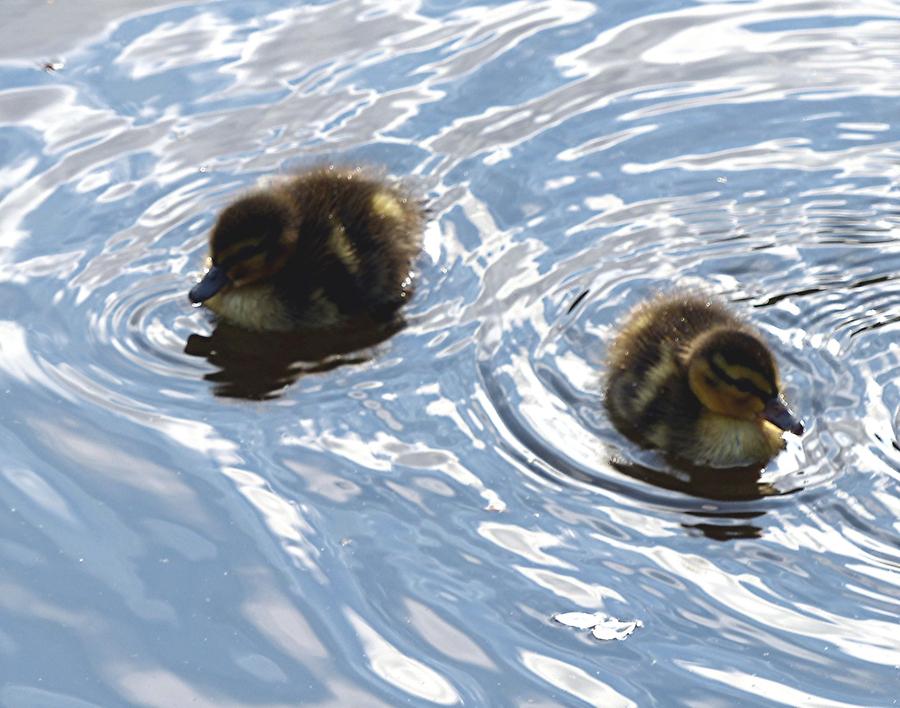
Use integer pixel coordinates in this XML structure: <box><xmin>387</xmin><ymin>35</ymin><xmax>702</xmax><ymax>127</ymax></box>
<box><xmin>1</xmin><ymin>0</ymin><xmax>900</xmax><ymax>705</ymax></box>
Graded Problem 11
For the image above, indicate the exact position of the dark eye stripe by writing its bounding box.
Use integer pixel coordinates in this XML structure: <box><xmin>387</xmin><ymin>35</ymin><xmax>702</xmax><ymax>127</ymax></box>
<box><xmin>734</xmin><ymin>378</ymin><xmax>767</xmax><ymax>397</ymax></box>
<box><xmin>218</xmin><ymin>245</ymin><xmax>259</xmax><ymax>270</ymax></box>
<box><xmin>709</xmin><ymin>360</ymin><xmax>770</xmax><ymax>400</ymax></box>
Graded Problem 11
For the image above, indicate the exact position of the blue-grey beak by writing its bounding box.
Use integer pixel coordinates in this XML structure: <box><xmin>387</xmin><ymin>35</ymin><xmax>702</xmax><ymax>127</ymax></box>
<box><xmin>763</xmin><ymin>395</ymin><xmax>804</xmax><ymax>436</ymax></box>
<box><xmin>189</xmin><ymin>265</ymin><xmax>230</xmax><ymax>304</ymax></box>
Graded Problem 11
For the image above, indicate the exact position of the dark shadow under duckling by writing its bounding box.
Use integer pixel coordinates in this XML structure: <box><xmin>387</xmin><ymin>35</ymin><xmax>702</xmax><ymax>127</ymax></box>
<box><xmin>184</xmin><ymin>314</ymin><xmax>402</xmax><ymax>399</ymax></box>
<box><xmin>189</xmin><ymin>166</ymin><xmax>424</xmax><ymax>331</ymax></box>
<box><xmin>605</xmin><ymin>293</ymin><xmax>803</xmax><ymax>468</ymax></box>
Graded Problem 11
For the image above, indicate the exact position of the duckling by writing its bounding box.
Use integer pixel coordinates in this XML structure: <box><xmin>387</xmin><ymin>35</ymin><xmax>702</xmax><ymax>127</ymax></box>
<box><xmin>189</xmin><ymin>166</ymin><xmax>424</xmax><ymax>331</ymax></box>
<box><xmin>604</xmin><ymin>293</ymin><xmax>803</xmax><ymax>467</ymax></box>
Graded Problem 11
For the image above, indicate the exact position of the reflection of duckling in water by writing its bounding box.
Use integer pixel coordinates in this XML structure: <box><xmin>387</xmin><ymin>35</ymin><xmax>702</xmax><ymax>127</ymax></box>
<box><xmin>184</xmin><ymin>319</ymin><xmax>401</xmax><ymax>400</ymax></box>
<box><xmin>605</xmin><ymin>293</ymin><xmax>803</xmax><ymax>468</ymax></box>
<box><xmin>189</xmin><ymin>167</ymin><xmax>424</xmax><ymax>331</ymax></box>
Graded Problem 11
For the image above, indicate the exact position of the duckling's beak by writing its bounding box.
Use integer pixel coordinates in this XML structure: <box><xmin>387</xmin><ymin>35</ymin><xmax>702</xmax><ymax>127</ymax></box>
<box><xmin>189</xmin><ymin>265</ymin><xmax>230</xmax><ymax>304</ymax></box>
<box><xmin>762</xmin><ymin>395</ymin><xmax>804</xmax><ymax>435</ymax></box>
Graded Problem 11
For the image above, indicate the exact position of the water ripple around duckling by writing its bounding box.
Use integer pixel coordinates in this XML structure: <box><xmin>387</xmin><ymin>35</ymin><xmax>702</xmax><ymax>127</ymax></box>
<box><xmin>2</xmin><ymin>0</ymin><xmax>900</xmax><ymax>706</ymax></box>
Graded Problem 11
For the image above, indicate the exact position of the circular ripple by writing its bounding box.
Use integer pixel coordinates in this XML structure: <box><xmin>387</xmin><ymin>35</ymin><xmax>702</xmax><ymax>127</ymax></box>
<box><xmin>475</xmin><ymin>187</ymin><xmax>900</xmax><ymax>546</ymax></box>
<box><xmin>98</xmin><ymin>272</ymin><xmax>211</xmax><ymax>381</ymax></box>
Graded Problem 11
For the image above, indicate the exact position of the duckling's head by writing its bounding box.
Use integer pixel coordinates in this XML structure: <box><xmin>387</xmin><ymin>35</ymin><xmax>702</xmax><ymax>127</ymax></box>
<box><xmin>189</xmin><ymin>192</ymin><xmax>298</xmax><ymax>304</ymax></box>
<box><xmin>686</xmin><ymin>328</ymin><xmax>804</xmax><ymax>436</ymax></box>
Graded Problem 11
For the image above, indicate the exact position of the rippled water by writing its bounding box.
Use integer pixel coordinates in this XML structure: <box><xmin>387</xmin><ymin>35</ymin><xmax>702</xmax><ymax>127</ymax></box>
<box><xmin>2</xmin><ymin>1</ymin><xmax>900</xmax><ymax>705</ymax></box>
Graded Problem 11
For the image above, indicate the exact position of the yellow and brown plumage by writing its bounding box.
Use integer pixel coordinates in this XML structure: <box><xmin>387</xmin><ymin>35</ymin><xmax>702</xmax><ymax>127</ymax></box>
<box><xmin>189</xmin><ymin>166</ymin><xmax>424</xmax><ymax>331</ymax></box>
<box><xmin>604</xmin><ymin>293</ymin><xmax>803</xmax><ymax>467</ymax></box>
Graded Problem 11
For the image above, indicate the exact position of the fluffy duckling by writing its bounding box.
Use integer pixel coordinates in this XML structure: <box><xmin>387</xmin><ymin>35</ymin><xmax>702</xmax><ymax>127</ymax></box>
<box><xmin>189</xmin><ymin>167</ymin><xmax>424</xmax><ymax>331</ymax></box>
<box><xmin>604</xmin><ymin>293</ymin><xmax>803</xmax><ymax>467</ymax></box>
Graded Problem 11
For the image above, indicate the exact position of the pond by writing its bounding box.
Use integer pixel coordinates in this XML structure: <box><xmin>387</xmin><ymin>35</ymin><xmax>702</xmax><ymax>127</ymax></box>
<box><xmin>1</xmin><ymin>0</ymin><xmax>899</xmax><ymax>705</ymax></box>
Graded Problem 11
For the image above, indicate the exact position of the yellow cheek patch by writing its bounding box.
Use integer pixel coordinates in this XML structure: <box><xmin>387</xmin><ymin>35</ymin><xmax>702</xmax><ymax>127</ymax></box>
<box><xmin>327</xmin><ymin>222</ymin><xmax>361</xmax><ymax>273</ymax></box>
<box><xmin>690</xmin><ymin>360</ymin><xmax>760</xmax><ymax>421</ymax></box>
<box><xmin>230</xmin><ymin>253</ymin><xmax>268</xmax><ymax>286</ymax></box>
<box><xmin>371</xmin><ymin>191</ymin><xmax>404</xmax><ymax>221</ymax></box>
<box><xmin>689</xmin><ymin>360</ymin><xmax>745</xmax><ymax>420</ymax></box>
<box><xmin>246</xmin><ymin>253</ymin><xmax>266</xmax><ymax>269</ymax></box>
<box><xmin>739</xmin><ymin>393</ymin><xmax>765</xmax><ymax>414</ymax></box>
<box><xmin>708</xmin><ymin>387</ymin><xmax>757</xmax><ymax>421</ymax></box>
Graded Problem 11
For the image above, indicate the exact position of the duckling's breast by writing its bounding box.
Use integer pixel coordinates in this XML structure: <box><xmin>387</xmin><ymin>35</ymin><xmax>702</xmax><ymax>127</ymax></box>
<box><xmin>689</xmin><ymin>414</ymin><xmax>784</xmax><ymax>467</ymax></box>
<box><xmin>205</xmin><ymin>285</ymin><xmax>296</xmax><ymax>332</ymax></box>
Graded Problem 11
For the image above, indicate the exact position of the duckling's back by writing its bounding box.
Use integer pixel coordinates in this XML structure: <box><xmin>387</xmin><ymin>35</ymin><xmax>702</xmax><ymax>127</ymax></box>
<box><xmin>276</xmin><ymin>168</ymin><xmax>424</xmax><ymax>324</ymax></box>
<box><xmin>604</xmin><ymin>294</ymin><xmax>739</xmax><ymax>453</ymax></box>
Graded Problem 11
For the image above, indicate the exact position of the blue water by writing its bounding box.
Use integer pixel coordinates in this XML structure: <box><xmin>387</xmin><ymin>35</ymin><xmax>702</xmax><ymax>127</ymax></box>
<box><xmin>2</xmin><ymin>1</ymin><xmax>900</xmax><ymax>705</ymax></box>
